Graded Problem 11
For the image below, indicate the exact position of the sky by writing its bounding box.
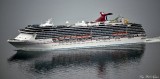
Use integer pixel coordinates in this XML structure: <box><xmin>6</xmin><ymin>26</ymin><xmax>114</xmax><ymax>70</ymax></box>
<box><xmin>0</xmin><ymin>0</ymin><xmax>160</xmax><ymax>42</ymax></box>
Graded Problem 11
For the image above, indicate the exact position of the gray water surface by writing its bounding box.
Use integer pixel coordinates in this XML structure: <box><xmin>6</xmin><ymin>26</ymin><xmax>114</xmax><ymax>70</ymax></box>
<box><xmin>0</xmin><ymin>43</ymin><xmax>160</xmax><ymax>79</ymax></box>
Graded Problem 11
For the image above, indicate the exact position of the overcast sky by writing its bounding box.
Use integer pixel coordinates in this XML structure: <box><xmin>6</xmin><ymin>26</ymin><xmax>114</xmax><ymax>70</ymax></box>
<box><xmin>0</xmin><ymin>0</ymin><xmax>160</xmax><ymax>41</ymax></box>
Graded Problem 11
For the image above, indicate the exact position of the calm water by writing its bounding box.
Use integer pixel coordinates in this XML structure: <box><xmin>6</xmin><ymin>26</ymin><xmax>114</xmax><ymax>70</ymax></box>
<box><xmin>0</xmin><ymin>43</ymin><xmax>160</xmax><ymax>79</ymax></box>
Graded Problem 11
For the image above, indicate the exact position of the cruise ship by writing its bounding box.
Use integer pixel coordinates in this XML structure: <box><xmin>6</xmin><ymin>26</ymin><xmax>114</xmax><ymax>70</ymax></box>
<box><xmin>8</xmin><ymin>12</ymin><xmax>146</xmax><ymax>51</ymax></box>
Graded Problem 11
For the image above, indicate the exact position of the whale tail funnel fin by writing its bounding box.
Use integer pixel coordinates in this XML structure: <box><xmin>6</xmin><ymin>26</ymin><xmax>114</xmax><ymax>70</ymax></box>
<box><xmin>95</xmin><ymin>12</ymin><xmax>113</xmax><ymax>22</ymax></box>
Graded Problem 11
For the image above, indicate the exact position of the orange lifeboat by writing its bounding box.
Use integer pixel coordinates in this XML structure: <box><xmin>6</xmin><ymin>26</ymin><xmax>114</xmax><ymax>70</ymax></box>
<box><xmin>112</xmin><ymin>31</ymin><xmax>128</xmax><ymax>36</ymax></box>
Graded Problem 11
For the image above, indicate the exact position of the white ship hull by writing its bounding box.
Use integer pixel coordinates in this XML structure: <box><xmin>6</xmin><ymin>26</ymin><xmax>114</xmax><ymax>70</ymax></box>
<box><xmin>8</xmin><ymin>37</ymin><xmax>146</xmax><ymax>51</ymax></box>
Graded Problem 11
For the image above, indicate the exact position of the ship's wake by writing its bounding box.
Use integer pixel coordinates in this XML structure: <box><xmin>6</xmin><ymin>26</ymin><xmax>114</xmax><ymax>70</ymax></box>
<box><xmin>144</xmin><ymin>36</ymin><xmax>160</xmax><ymax>43</ymax></box>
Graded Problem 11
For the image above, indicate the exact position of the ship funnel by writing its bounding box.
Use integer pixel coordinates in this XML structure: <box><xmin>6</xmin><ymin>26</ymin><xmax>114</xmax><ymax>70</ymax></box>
<box><xmin>95</xmin><ymin>12</ymin><xmax>113</xmax><ymax>22</ymax></box>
